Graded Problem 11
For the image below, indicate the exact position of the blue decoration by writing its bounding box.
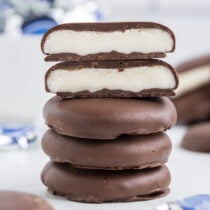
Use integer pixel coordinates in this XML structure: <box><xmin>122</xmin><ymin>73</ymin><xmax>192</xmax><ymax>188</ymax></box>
<box><xmin>21</xmin><ymin>16</ymin><xmax>57</xmax><ymax>35</ymax></box>
<box><xmin>0</xmin><ymin>123</ymin><xmax>37</xmax><ymax>150</ymax></box>
<box><xmin>178</xmin><ymin>194</ymin><xmax>210</xmax><ymax>210</ymax></box>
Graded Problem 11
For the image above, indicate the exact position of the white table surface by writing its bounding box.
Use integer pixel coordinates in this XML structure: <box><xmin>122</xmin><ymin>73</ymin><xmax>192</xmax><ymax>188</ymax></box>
<box><xmin>0</xmin><ymin>125</ymin><xmax>210</xmax><ymax>210</ymax></box>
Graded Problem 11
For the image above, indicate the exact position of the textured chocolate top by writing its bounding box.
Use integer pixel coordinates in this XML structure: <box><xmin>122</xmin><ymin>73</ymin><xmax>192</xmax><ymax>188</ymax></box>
<box><xmin>42</xmin><ymin>129</ymin><xmax>172</xmax><ymax>170</ymax></box>
<box><xmin>41</xmin><ymin>161</ymin><xmax>170</xmax><ymax>203</ymax></box>
<box><xmin>43</xmin><ymin>97</ymin><xmax>177</xmax><ymax>139</ymax></box>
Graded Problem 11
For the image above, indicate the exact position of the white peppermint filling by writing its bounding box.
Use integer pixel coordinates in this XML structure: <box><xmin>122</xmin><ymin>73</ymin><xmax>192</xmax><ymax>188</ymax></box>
<box><xmin>47</xmin><ymin>66</ymin><xmax>176</xmax><ymax>93</ymax></box>
<box><xmin>175</xmin><ymin>65</ymin><xmax>210</xmax><ymax>97</ymax></box>
<box><xmin>44</xmin><ymin>29</ymin><xmax>173</xmax><ymax>55</ymax></box>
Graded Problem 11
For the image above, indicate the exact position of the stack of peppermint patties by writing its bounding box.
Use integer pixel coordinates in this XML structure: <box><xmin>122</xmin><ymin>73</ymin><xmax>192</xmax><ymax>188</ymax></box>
<box><xmin>40</xmin><ymin>22</ymin><xmax>178</xmax><ymax>203</ymax></box>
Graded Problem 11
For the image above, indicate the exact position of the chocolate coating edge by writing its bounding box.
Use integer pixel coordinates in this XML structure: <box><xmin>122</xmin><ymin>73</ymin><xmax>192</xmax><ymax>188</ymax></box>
<box><xmin>41</xmin><ymin>129</ymin><xmax>172</xmax><ymax>170</ymax></box>
<box><xmin>172</xmin><ymin>84</ymin><xmax>210</xmax><ymax>124</ymax></box>
<box><xmin>48</xmin><ymin>188</ymin><xmax>170</xmax><ymax>203</ymax></box>
<box><xmin>176</xmin><ymin>54</ymin><xmax>210</xmax><ymax>73</ymax></box>
<box><xmin>44</xmin><ymin>51</ymin><xmax>166</xmax><ymax>61</ymax></box>
<box><xmin>41</xmin><ymin>162</ymin><xmax>171</xmax><ymax>203</ymax></box>
<box><xmin>43</xmin><ymin>97</ymin><xmax>177</xmax><ymax>139</ymax></box>
<box><xmin>56</xmin><ymin>89</ymin><xmax>175</xmax><ymax>98</ymax></box>
<box><xmin>0</xmin><ymin>190</ymin><xmax>54</xmax><ymax>210</ymax></box>
<box><xmin>181</xmin><ymin>122</ymin><xmax>210</xmax><ymax>152</ymax></box>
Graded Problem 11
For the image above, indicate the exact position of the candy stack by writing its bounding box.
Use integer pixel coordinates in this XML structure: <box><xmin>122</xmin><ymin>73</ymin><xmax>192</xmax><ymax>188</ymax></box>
<box><xmin>40</xmin><ymin>22</ymin><xmax>178</xmax><ymax>203</ymax></box>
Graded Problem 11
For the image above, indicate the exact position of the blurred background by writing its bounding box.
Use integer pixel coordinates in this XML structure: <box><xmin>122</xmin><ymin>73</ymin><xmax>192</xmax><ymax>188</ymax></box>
<box><xmin>0</xmin><ymin>0</ymin><xmax>210</xmax><ymax>122</ymax></box>
<box><xmin>0</xmin><ymin>1</ymin><xmax>210</xmax><ymax>208</ymax></box>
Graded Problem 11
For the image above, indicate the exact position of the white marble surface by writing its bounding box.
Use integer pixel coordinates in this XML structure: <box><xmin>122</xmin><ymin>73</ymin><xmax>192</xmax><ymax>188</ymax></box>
<box><xmin>0</xmin><ymin>125</ymin><xmax>210</xmax><ymax>210</ymax></box>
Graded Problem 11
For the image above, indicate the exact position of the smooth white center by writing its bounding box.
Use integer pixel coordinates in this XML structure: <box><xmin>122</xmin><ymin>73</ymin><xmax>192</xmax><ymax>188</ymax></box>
<box><xmin>175</xmin><ymin>65</ymin><xmax>210</xmax><ymax>97</ymax></box>
<box><xmin>47</xmin><ymin>66</ymin><xmax>176</xmax><ymax>93</ymax></box>
<box><xmin>44</xmin><ymin>29</ymin><xmax>173</xmax><ymax>55</ymax></box>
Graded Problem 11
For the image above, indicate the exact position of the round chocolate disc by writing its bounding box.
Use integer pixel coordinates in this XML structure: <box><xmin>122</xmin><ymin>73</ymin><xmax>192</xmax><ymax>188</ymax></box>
<box><xmin>42</xmin><ymin>129</ymin><xmax>172</xmax><ymax>170</ymax></box>
<box><xmin>43</xmin><ymin>97</ymin><xmax>177</xmax><ymax>139</ymax></box>
<box><xmin>41</xmin><ymin>161</ymin><xmax>170</xmax><ymax>203</ymax></box>
<box><xmin>0</xmin><ymin>191</ymin><xmax>53</xmax><ymax>210</ymax></box>
<box><xmin>173</xmin><ymin>84</ymin><xmax>210</xmax><ymax>124</ymax></box>
<box><xmin>181</xmin><ymin>122</ymin><xmax>210</xmax><ymax>152</ymax></box>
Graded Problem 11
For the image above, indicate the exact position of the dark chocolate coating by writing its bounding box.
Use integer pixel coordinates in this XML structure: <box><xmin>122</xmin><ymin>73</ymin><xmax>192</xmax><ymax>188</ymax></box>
<box><xmin>41</xmin><ymin>22</ymin><xmax>175</xmax><ymax>61</ymax></box>
<box><xmin>173</xmin><ymin>84</ymin><xmax>210</xmax><ymax>124</ymax></box>
<box><xmin>173</xmin><ymin>54</ymin><xmax>210</xmax><ymax>123</ymax></box>
<box><xmin>43</xmin><ymin>97</ymin><xmax>177</xmax><ymax>139</ymax></box>
<box><xmin>0</xmin><ymin>191</ymin><xmax>53</xmax><ymax>210</ymax></box>
<box><xmin>176</xmin><ymin>54</ymin><xmax>210</xmax><ymax>73</ymax></box>
<box><xmin>42</xmin><ymin>129</ymin><xmax>172</xmax><ymax>170</ymax></box>
<box><xmin>45</xmin><ymin>59</ymin><xmax>178</xmax><ymax>98</ymax></box>
<box><xmin>181</xmin><ymin>122</ymin><xmax>210</xmax><ymax>152</ymax></box>
<box><xmin>44</xmin><ymin>52</ymin><xmax>166</xmax><ymax>62</ymax></box>
<box><xmin>41</xmin><ymin>162</ymin><xmax>170</xmax><ymax>203</ymax></box>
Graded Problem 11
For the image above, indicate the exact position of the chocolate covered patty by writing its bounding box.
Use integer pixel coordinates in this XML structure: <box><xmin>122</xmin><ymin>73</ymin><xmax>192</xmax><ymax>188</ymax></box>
<box><xmin>172</xmin><ymin>55</ymin><xmax>210</xmax><ymax>123</ymax></box>
<box><xmin>41</xmin><ymin>22</ymin><xmax>175</xmax><ymax>61</ymax></box>
<box><xmin>181</xmin><ymin>122</ymin><xmax>210</xmax><ymax>152</ymax></box>
<box><xmin>45</xmin><ymin>60</ymin><xmax>178</xmax><ymax>98</ymax></box>
<box><xmin>41</xmin><ymin>162</ymin><xmax>170</xmax><ymax>203</ymax></box>
<box><xmin>174</xmin><ymin>54</ymin><xmax>210</xmax><ymax>97</ymax></box>
<box><xmin>173</xmin><ymin>84</ymin><xmax>210</xmax><ymax>123</ymax></box>
<box><xmin>0</xmin><ymin>191</ymin><xmax>53</xmax><ymax>210</ymax></box>
<box><xmin>43</xmin><ymin>97</ymin><xmax>177</xmax><ymax>139</ymax></box>
<box><xmin>42</xmin><ymin>129</ymin><xmax>172</xmax><ymax>170</ymax></box>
